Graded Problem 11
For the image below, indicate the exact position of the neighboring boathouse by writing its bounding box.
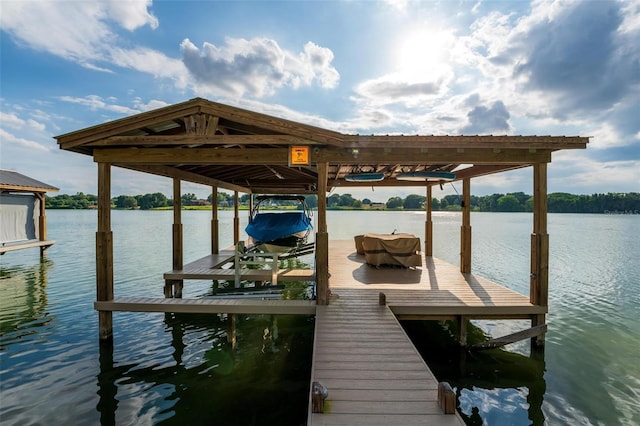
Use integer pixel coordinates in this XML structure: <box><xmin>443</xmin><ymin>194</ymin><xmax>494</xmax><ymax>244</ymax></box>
<box><xmin>0</xmin><ymin>170</ymin><xmax>58</xmax><ymax>256</ymax></box>
<box><xmin>55</xmin><ymin>98</ymin><xmax>588</xmax><ymax>424</ymax></box>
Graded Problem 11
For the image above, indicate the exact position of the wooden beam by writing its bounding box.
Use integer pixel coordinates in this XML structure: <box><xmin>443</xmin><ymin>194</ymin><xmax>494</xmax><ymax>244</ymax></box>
<box><xmin>0</xmin><ymin>240</ymin><xmax>55</xmax><ymax>254</ymax></box>
<box><xmin>90</xmin><ymin>134</ymin><xmax>320</xmax><ymax>146</ymax></box>
<box><xmin>343</xmin><ymin>134</ymin><xmax>589</xmax><ymax>150</ymax></box>
<box><xmin>0</xmin><ymin>185</ymin><xmax>59</xmax><ymax>193</ymax></box>
<box><xmin>95</xmin><ymin>147</ymin><xmax>552</xmax><ymax>166</ymax></box>
<box><xmin>118</xmin><ymin>164</ymin><xmax>250</xmax><ymax>193</ymax></box>
<box><xmin>472</xmin><ymin>324</ymin><xmax>548</xmax><ymax>350</ymax></box>
<box><xmin>94</xmin><ymin>297</ymin><xmax>317</xmax><ymax>315</ymax></box>
<box><xmin>57</xmin><ymin>102</ymin><xmax>202</xmax><ymax>149</ymax></box>
<box><xmin>94</xmin><ymin>147</ymin><xmax>292</xmax><ymax>165</ymax></box>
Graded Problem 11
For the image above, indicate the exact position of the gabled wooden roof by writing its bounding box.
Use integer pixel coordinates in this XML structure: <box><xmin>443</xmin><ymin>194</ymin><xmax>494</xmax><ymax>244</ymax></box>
<box><xmin>55</xmin><ymin>97</ymin><xmax>589</xmax><ymax>194</ymax></box>
<box><xmin>0</xmin><ymin>170</ymin><xmax>59</xmax><ymax>194</ymax></box>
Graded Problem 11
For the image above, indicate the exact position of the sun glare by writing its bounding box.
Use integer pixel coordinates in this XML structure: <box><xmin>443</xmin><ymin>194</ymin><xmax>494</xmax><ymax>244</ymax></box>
<box><xmin>396</xmin><ymin>29</ymin><xmax>451</xmax><ymax>80</ymax></box>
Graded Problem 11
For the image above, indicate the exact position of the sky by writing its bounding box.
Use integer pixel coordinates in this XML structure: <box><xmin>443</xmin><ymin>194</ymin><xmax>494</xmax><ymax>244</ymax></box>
<box><xmin>1</xmin><ymin>0</ymin><xmax>639</xmax><ymax>202</ymax></box>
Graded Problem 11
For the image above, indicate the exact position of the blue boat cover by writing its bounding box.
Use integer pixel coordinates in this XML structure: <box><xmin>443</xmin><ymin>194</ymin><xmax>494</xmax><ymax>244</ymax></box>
<box><xmin>245</xmin><ymin>212</ymin><xmax>312</xmax><ymax>243</ymax></box>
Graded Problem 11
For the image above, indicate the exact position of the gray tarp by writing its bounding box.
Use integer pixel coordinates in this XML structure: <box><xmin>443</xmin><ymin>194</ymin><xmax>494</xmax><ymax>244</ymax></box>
<box><xmin>0</xmin><ymin>194</ymin><xmax>39</xmax><ymax>243</ymax></box>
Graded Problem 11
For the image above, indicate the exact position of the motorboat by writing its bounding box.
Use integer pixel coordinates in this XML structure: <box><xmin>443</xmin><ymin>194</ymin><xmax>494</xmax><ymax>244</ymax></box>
<box><xmin>245</xmin><ymin>195</ymin><xmax>313</xmax><ymax>253</ymax></box>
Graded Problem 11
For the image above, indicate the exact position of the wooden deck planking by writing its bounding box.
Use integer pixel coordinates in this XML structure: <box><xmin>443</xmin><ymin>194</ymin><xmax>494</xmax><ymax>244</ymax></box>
<box><xmin>326</xmin><ymin>240</ymin><xmax>543</xmax><ymax>317</ymax></box>
<box><xmin>163</xmin><ymin>251</ymin><xmax>314</xmax><ymax>282</ymax></box>
<box><xmin>309</xmin><ymin>295</ymin><xmax>464</xmax><ymax>425</ymax></box>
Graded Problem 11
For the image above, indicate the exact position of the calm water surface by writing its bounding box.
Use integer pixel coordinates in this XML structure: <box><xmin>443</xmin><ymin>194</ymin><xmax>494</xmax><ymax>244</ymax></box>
<box><xmin>1</xmin><ymin>210</ymin><xmax>638</xmax><ymax>425</ymax></box>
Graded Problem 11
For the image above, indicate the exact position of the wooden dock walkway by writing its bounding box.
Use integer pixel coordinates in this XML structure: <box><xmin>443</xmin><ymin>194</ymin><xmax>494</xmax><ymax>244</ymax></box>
<box><xmin>309</xmin><ymin>292</ymin><xmax>464</xmax><ymax>425</ymax></box>
<box><xmin>308</xmin><ymin>240</ymin><xmax>544</xmax><ymax>424</ymax></box>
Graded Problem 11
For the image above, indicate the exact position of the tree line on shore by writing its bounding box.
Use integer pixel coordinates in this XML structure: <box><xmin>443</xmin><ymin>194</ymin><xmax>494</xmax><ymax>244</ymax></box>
<box><xmin>45</xmin><ymin>191</ymin><xmax>639</xmax><ymax>214</ymax></box>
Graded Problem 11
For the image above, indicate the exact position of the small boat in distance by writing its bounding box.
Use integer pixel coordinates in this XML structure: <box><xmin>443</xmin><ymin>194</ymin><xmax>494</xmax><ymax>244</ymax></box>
<box><xmin>245</xmin><ymin>195</ymin><xmax>313</xmax><ymax>253</ymax></box>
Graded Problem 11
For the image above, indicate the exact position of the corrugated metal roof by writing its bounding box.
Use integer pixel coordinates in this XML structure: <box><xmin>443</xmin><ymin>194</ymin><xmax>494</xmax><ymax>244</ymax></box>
<box><xmin>0</xmin><ymin>170</ymin><xmax>59</xmax><ymax>192</ymax></box>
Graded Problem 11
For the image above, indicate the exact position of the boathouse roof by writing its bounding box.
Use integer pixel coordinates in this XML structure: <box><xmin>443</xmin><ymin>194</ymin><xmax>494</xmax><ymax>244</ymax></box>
<box><xmin>55</xmin><ymin>97</ymin><xmax>588</xmax><ymax>194</ymax></box>
<box><xmin>0</xmin><ymin>170</ymin><xmax>59</xmax><ymax>194</ymax></box>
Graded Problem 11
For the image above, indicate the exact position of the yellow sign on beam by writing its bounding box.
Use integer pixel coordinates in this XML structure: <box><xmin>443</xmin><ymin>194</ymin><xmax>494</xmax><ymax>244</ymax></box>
<box><xmin>289</xmin><ymin>145</ymin><xmax>310</xmax><ymax>166</ymax></box>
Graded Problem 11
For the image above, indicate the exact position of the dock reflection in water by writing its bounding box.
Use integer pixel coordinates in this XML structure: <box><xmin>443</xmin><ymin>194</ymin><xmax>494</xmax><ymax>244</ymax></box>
<box><xmin>96</xmin><ymin>313</ymin><xmax>315</xmax><ymax>425</ymax></box>
<box><xmin>402</xmin><ymin>320</ymin><xmax>547</xmax><ymax>426</ymax></box>
<box><xmin>0</xmin><ymin>257</ymin><xmax>53</xmax><ymax>342</ymax></box>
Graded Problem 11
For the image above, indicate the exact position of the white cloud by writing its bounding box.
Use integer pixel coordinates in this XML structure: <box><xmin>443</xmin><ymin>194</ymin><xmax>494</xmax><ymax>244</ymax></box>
<box><xmin>109</xmin><ymin>46</ymin><xmax>188</xmax><ymax>84</ymax></box>
<box><xmin>0</xmin><ymin>111</ymin><xmax>26</xmax><ymax>129</ymax></box>
<box><xmin>0</xmin><ymin>0</ymin><xmax>166</xmax><ymax>75</ymax></box>
<box><xmin>180</xmin><ymin>37</ymin><xmax>339</xmax><ymax>98</ymax></box>
<box><xmin>106</xmin><ymin>0</ymin><xmax>159</xmax><ymax>31</ymax></box>
<box><xmin>56</xmin><ymin>95</ymin><xmax>173</xmax><ymax>119</ymax></box>
<box><xmin>0</xmin><ymin>129</ymin><xmax>50</xmax><ymax>152</ymax></box>
<box><xmin>551</xmin><ymin>151</ymin><xmax>640</xmax><ymax>194</ymax></box>
<box><xmin>58</xmin><ymin>95</ymin><xmax>139</xmax><ymax>115</ymax></box>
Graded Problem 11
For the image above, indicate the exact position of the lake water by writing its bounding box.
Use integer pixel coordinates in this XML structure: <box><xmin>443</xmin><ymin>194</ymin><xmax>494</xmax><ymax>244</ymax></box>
<box><xmin>1</xmin><ymin>210</ymin><xmax>638</xmax><ymax>425</ymax></box>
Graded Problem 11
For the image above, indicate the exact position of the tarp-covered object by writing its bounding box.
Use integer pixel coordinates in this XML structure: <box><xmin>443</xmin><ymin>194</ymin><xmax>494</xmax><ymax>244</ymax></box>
<box><xmin>362</xmin><ymin>233</ymin><xmax>422</xmax><ymax>267</ymax></box>
<box><xmin>0</xmin><ymin>194</ymin><xmax>39</xmax><ymax>243</ymax></box>
<box><xmin>245</xmin><ymin>212</ymin><xmax>312</xmax><ymax>243</ymax></box>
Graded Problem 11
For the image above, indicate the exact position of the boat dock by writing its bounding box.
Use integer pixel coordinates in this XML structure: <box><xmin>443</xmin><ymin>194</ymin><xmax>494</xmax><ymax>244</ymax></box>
<box><xmin>311</xmin><ymin>293</ymin><xmax>462</xmax><ymax>425</ymax></box>
<box><xmin>92</xmin><ymin>239</ymin><xmax>544</xmax><ymax>424</ymax></box>
<box><xmin>307</xmin><ymin>240</ymin><xmax>543</xmax><ymax>425</ymax></box>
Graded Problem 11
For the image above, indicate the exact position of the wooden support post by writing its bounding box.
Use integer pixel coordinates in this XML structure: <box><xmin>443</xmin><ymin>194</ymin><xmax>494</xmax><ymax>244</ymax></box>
<box><xmin>233</xmin><ymin>191</ymin><xmax>240</xmax><ymax>244</ymax></box>
<box><xmin>211</xmin><ymin>186</ymin><xmax>219</xmax><ymax>254</ymax></box>
<box><xmin>460</xmin><ymin>178</ymin><xmax>472</xmax><ymax>273</ymax></box>
<box><xmin>315</xmin><ymin>162</ymin><xmax>329</xmax><ymax>305</ymax></box>
<box><xmin>425</xmin><ymin>185</ymin><xmax>433</xmax><ymax>256</ymax></box>
<box><xmin>379</xmin><ymin>292</ymin><xmax>386</xmax><ymax>305</ymax></box>
<box><xmin>457</xmin><ymin>315</ymin><xmax>468</xmax><ymax>346</ymax></box>
<box><xmin>36</xmin><ymin>193</ymin><xmax>47</xmax><ymax>258</ymax></box>
<box><xmin>438</xmin><ymin>382</ymin><xmax>456</xmax><ymax>414</ymax></box>
<box><xmin>96</xmin><ymin>163</ymin><xmax>113</xmax><ymax>340</ymax></box>
<box><xmin>531</xmin><ymin>163</ymin><xmax>548</xmax><ymax>347</ymax></box>
<box><xmin>170</xmin><ymin>178</ymin><xmax>183</xmax><ymax>298</ymax></box>
<box><xmin>227</xmin><ymin>314</ymin><xmax>237</xmax><ymax>350</ymax></box>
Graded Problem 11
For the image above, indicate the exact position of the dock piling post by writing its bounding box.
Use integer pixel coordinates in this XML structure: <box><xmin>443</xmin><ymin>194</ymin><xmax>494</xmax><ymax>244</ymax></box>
<box><xmin>312</xmin><ymin>381</ymin><xmax>328</xmax><ymax>413</ymax></box>
<box><xmin>438</xmin><ymin>382</ymin><xmax>456</xmax><ymax>414</ymax></box>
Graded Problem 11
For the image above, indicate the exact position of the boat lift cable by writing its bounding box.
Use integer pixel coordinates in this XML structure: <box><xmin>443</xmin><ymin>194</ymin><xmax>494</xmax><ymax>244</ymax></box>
<box><xmin>450</xmin><ymin>182</ymin><xmax>463</xmax><ymax>207</ymax></box>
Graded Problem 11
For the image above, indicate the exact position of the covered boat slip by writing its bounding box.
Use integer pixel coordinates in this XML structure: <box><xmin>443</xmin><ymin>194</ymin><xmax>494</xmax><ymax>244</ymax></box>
<box><xmin>55</xmin><ymin>97</ymin><xmax>588</xmax><ymax>422</ymax></box>
<box><xmin>0</xmin><ymin>170</ymin><xmax>59</xmax><ymax>256</ymax></box>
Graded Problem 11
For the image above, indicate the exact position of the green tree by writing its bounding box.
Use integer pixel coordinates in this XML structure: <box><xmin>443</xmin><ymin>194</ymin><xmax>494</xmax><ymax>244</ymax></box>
<box><xmin>327</xmin><ymin>194</ymin><xmax>341</xmax><ymax>207</ymax></box>
<box><xmin>114</xmin><ymin>195</ymin><xmax>137</xmax><ymax>209</ymax></box>
<box><xmin>403</xmin><ymin>194</ymin><xmax>426</xmax><ymax>209</ymax></box>
<box><xmin>386</xmin><ymin>196</ymin><xmax>403</xmax><ymax>209</ymax></box>
<box><xmin>431</xmin><ymin>197</ymin><xmax>440</xmax><ymax>210</ymax></box>
<box><xmin>181</xmin><ymin>193</ymin><xmax>197</xmax><ymax>206</ymax></box>
<box><xmin>496</xmin><ymin>194</ymin><xmax>524</xmax><ymax>212</ymax></box>
<box><xmin>338</xmin><ymin>194</ymin><xmax>357</xmax><ymax>207</ymax></box>
<box><xmin>304</xmin><ymin>195</ymin><xmax>318</xmax><ymax>209</ymax></box>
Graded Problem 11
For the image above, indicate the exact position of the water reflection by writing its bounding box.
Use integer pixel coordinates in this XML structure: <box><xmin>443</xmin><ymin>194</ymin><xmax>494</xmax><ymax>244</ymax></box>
<box><xmin>96</xmin><ymin>314</ymin><xmax>314</xmax><ymax>425</ymax></box>
<box><xmin>0</xmin><ymin>257</ymin><xmax>53</xmax><ymax>337</ymax></box>
<box><xmin>402</xmin><ymin>320</ymin><xmax>547</xmax><ymax>425</ymax></box>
